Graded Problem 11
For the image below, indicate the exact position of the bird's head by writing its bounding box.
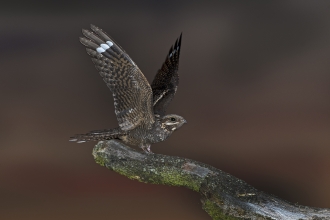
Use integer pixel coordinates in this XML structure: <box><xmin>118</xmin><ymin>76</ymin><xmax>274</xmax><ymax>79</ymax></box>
<box><xmin>160</xmin><ymin>114</ymin><xmax>187</xmax><ymax>132</ymax></box>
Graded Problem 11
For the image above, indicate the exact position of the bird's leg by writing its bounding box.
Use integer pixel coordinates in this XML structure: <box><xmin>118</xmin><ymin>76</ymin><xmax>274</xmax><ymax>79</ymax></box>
<box><xmin>146</xmin><ymin>145</ymin><xmax>152</xmax><ymax>154</ymax></box>
<box><xmin>140</xmin><ymin>144</ymin><xmax>153</xmax><ymax>154</ymax></box>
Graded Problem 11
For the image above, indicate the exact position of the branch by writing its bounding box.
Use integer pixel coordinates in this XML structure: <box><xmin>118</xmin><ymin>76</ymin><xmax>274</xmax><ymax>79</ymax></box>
<box><xmin>92</xmin><ymin>140</ymin><xmax>330</xmax><ymax>220</ymax></box>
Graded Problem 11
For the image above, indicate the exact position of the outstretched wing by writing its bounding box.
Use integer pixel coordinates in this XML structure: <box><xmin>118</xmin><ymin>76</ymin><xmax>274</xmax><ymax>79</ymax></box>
<box><xmin>79</xmin><ymin>25</ymin><xmax>155</xmax><ymax>131</ymax></box>
<box><xmin>151</xmin><ymin>34</ymin><xmax>182</xmax><ymax>117</ymax></box>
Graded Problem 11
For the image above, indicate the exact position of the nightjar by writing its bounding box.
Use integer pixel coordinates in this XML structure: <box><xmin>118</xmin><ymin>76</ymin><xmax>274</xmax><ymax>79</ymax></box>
<box><xmin>70</xmin><ymin>25</ymin><xmax>186</xmax><ymax>153</ymax></box>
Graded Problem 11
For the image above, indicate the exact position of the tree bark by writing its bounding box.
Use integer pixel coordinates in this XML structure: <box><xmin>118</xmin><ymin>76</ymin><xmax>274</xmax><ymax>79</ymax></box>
<box><xmin>92</xmin><ymin>140</ymin><xmax>330</xmax><ymax>220</ymax></box>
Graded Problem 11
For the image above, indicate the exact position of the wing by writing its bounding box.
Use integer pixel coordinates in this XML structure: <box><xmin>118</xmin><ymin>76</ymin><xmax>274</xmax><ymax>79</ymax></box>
<box><xmin>79</xmin><ymin>25</ymin><xmax>155</xmax><ymax>131</ymax></box>
<box><xmin>151</xmin><ymin>34</ymin><xmax>182</xmax><ymax>117</ymax></box>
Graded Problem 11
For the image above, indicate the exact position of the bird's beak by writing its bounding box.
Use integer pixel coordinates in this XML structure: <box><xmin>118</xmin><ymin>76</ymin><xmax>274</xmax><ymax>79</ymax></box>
<box><xmin>183</xmin><ymin>119</ymin><xmax>187</xmax><ymax>124</ymax></box>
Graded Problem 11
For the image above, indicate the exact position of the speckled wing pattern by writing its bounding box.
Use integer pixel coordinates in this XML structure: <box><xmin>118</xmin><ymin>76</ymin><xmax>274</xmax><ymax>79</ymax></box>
<box><xmin>151</xmin><ymin>34</ymin><xmax>182</xmax><ymax>117</ymax></box>
<box><xmin>79</xmin><ymin>25</ymin><xmax>155</xmax><ymax>131</ymax></box>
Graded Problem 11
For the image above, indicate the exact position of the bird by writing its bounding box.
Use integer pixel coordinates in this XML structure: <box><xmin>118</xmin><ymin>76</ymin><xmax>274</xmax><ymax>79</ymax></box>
<box><xmin>70</xmin><ymin>25</ymin><xmax>187</xmax><ymax>153</ymax></box>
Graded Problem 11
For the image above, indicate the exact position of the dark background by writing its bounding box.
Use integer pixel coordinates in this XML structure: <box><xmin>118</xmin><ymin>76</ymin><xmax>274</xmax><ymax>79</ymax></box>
<box><xmin>1</xmin><ymin>1</ymin><xmax>330</xmax><ymax>219</ymax></box>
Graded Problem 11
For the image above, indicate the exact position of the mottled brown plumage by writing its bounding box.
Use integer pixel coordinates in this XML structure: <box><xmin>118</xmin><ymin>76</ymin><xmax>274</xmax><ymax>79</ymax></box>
<box><xmin>70</xmin><ymin>25</ymin><xmax>186</xmax><ymax>153</ymax></box>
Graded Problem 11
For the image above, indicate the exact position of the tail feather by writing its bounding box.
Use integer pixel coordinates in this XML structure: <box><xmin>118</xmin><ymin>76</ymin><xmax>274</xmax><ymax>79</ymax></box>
<box><xmin>70</xmin><ymin>128</ymin><xmax>126</xmax><ymax>143</ymax></box>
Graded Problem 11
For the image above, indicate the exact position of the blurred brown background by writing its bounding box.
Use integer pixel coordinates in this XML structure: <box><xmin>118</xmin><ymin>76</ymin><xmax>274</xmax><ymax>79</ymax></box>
<box><xmin>1</xmin><ymin>1</ymin><xmax>330</xmax><ymax>219</ymax></box>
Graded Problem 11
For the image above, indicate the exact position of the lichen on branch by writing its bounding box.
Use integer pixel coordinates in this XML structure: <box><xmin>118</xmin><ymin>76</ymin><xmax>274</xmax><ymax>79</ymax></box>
<box><xmin>92</xmin><ymin>140</ymin><xmax>330</xmax><ymax>220</ymax></box>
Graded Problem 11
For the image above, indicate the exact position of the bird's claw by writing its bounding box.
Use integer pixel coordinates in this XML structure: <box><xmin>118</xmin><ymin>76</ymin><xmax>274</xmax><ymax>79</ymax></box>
<box><xmin>141</xmin><ymin>145</ymin><xmax>153</xmax><ymax>154</ymax></box>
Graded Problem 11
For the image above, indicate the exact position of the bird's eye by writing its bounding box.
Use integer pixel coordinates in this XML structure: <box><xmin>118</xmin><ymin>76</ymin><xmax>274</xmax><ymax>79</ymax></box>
<box><xmin>171</xmin><ymin>117</ymin><xmax>176</xmax><ymax>121</ymax></box>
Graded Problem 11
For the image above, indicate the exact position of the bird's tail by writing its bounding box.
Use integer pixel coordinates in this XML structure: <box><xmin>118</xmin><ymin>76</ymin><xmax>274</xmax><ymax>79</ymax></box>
<box><xmin>70</xmin><ymin>128</ymin><xmax>126</xmax><ymax>143</ymax></box>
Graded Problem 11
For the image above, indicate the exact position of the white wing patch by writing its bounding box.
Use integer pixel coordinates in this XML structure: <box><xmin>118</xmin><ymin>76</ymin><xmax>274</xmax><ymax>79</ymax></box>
<box><xmin>96</xmin><ymin>41</ymin><xmax>113</xmax><ymax>54</ymax></box>
<box><xmin>100</xmin><ymin>43</ymin><xmax>110</xmax><ymax>50</ymax></box>
<box><xmin>106</xmin><ymin>41</ymin><xmax>113</xmax><ymax>47</ymax></box>
<box><xmin>96</xmin><ymin>47</ymin><xmax>106</xmax><ymax>53</ymax></box>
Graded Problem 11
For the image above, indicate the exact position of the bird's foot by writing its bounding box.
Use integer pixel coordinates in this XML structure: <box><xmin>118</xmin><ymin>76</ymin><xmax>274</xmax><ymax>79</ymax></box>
<box><xmin>141</xmin><ymin>145</ymin><xmax>153</xmax><ymax>154</ymax></box>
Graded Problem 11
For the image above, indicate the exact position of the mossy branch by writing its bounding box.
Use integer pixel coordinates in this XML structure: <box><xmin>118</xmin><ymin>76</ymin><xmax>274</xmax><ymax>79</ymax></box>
<box><xmin>92</xmin><ymin>140</ymin><xmax>330</xmax><ymax>220</ymax></box>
